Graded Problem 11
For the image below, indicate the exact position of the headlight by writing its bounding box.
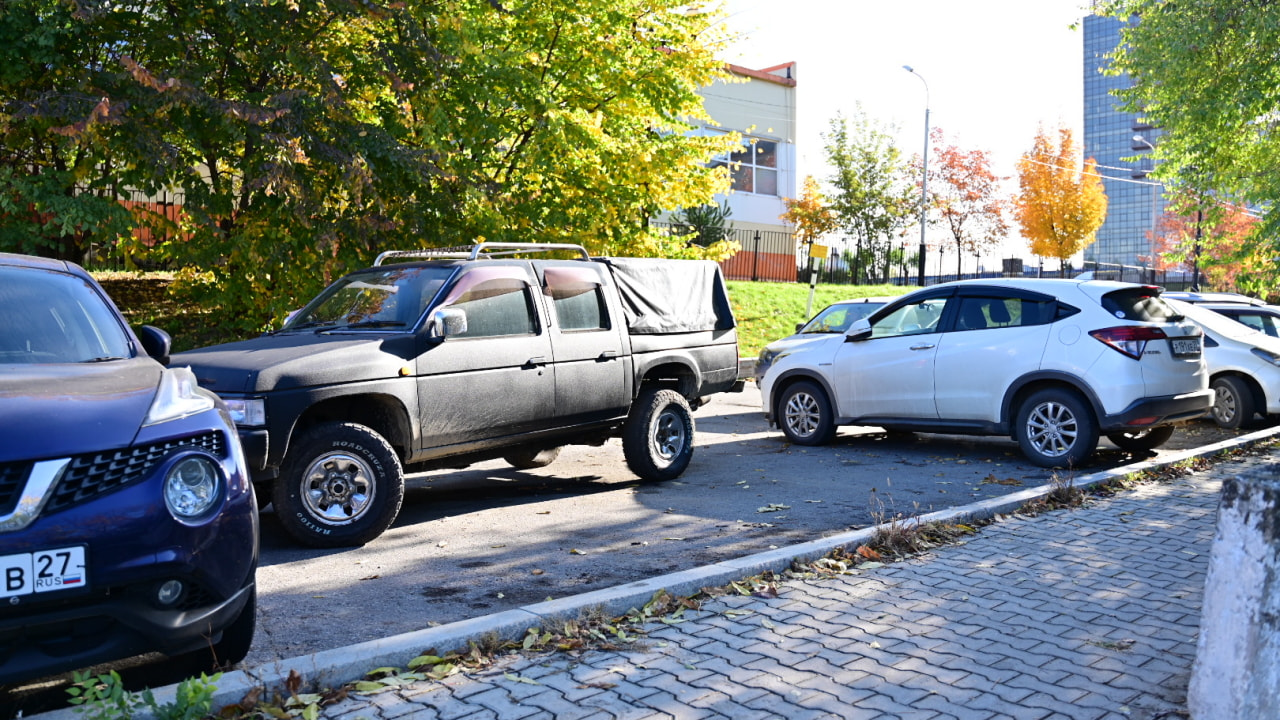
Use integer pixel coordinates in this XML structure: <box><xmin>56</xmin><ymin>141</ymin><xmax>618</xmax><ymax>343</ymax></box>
<box><xmin>143</xmin><ymin>367</ymin><xmax>216</xmax><ymax>427</ymax></box>
<box><xmin>1251</xmin><ymin>347</ymin><xmax>1280</xmax><ymax>367</ymax></box>
<box><xmin>164</xmin><ymin>455</ymin><xmax>224</xmax><ymax>518</ymax></box>
<box><xmin>223</xmin><ymin>397</ymin><xmax>267</xmax><ymax>426</ymax></box>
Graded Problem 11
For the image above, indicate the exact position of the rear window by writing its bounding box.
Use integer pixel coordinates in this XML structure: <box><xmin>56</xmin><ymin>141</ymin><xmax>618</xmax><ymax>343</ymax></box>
<box><xmin>1100</xmin><ymin>288</ymin><xmax>1179</xmax><ymax>322</ymax></box>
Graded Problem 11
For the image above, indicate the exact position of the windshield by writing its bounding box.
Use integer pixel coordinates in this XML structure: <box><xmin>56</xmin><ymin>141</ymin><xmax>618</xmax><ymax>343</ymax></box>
<box><xmin>0</xmin><ymin>266</ymin><xmax>133</xmax><ymax>364</ymax></box>
<box><xmin>799</xmin><ymin>301</ymin><xmax>887</xmax><ymax>334</ymax></box>
<box><xmin>283</xmin><ymin>265</ymin><xmax>456</xmax><ymax>332</ymax></box>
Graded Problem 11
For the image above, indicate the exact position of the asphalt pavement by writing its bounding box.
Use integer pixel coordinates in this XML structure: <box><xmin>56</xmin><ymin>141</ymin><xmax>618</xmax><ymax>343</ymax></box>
<box><xmin>33</xmin><ymin>419</ymin><xmax>1280</xmax><ymax>719</ymax></box>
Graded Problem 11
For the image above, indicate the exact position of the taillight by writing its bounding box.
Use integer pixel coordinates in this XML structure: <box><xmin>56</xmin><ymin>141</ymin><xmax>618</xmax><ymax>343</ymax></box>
<box><xmin>1090</xmin><ymin>326</ymin><xmax>1168</xmax><ymax>360</ymax></box>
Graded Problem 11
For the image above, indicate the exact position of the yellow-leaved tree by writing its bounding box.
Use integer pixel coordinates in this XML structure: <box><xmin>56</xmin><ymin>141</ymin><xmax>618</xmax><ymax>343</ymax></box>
<box><xmin>782</xmin><ymin>175</ymin><xmax>839</xmax><ymax>246</ymax></box>
<box><xmin>1015</xmin><ymin>127</ymin><xmax>1108</xmax><ymax>275</ymax></box>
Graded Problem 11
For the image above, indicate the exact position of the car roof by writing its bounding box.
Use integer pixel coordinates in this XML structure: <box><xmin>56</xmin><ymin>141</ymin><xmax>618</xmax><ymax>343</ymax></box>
<box><xmin>1161</xmin><ymin>290</ymin><xmax>1264</xmax><ymax>305</ymax></box>
<box><xmin>0</xmin><ymin>252</ymin><xmax>92</xmax><ymax>280</ymax></box>
<box><xmin>1198</xmin><ymin>302</ymin><xmax>1280</xmax><ymax>313</ymax></box>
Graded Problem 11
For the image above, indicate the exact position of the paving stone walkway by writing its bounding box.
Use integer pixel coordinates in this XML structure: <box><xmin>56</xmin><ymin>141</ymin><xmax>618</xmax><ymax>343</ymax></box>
<box><xmin>315</xmin><ymin>453</ymin><xmax>1273</xmax><ymax>719</ymax></box>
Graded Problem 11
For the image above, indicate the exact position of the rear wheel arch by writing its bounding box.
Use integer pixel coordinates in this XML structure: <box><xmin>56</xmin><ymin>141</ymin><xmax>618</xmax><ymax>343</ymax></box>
<box><xmin>1002</xmin><ymin>374</ymin><xmax>1103</xmax><ymax>430</ymax></box>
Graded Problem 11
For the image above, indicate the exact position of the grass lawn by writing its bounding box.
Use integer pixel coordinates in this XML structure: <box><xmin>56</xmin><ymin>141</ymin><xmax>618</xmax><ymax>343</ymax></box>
<box><xmin>727</xmin><ymin>280</ymin><xmax>906</xmax><ymax>359</ymax></box>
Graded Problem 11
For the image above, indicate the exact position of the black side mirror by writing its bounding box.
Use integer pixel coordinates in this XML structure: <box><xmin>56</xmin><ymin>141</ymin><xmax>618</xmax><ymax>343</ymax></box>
<box><xmin>137</xmin><ymin>325</ymin><xmax>172</xmax><ymax>365</ymax></box>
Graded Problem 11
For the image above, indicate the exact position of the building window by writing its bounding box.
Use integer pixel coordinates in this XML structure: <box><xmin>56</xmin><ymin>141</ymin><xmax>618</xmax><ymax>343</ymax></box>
<box><xmin>713</xmin><ymin>138</ymin><xmax>779</xmax><ymax>196</ymax></box>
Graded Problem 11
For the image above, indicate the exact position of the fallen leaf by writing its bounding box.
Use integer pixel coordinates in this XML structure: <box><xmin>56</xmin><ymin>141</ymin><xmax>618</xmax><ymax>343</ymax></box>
<box><xmin>856</xmin><ymin>545</ymin><xmax>882</xmax><ymax>561</ymax></box>
<box><xmin>569</xmin><ymin>549</ymin><xmax>587</xmax><ymax>555</ymax></box>
<box><xmin>531</xmin><ymin>569</ymin><xmax>545</xmax><ymax>575</ymax></box>
<box><xmin>868</xmin><ymin>641</ymin><xmax>882</xmax><ymax>649</ymax></box>
<box><xmin>536</xmin><ymin>511</ymin><xmax>551</xmax><ymax>515</ymax></box>
<box><xmin>805</xmin><ymin>499</ymin><xmax>824</xmax><ymax>503</ymax></box>
<box><xmin>762</xmin><ymin>619</ymin><xmax>777</xmax><ymax>630</ymax></box>
<box><xmin>359</xmin><ymin>575</ymin><xmax>380</xmax><ymax>581</ymax></box>
<box><xmin>504</xmin><ymin>673</ymin><xmax>541</xmax><ymax>685</ymax></box>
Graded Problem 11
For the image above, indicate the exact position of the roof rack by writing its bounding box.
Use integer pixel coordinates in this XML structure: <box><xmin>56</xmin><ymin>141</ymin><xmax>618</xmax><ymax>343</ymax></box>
<box><xmin>375</xmin><ymin>242</ymin><xmax>592</xmax><ymax>266</ymax></box>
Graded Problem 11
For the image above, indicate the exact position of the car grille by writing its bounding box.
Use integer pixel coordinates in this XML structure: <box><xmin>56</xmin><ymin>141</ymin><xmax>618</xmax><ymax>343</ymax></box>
<box><xmin>0</xmin><ymin>462</ymin><xmax>31</xmax><ymax>516</ymax></box>
<box><xmin>38</xmin><ymin>432</ymin><xmax>227</xmax><ymax>515</ymax></box>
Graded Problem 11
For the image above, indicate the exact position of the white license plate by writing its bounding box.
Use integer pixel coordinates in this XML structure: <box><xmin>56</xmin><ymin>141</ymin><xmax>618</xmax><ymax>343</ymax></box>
<box><xmin>1171</xmin><ymin>338</ymin><xmax>1201</xmax><ymax>356</ymax></box>
<box><xmin>0</xmin><ymin>546</ymin><xmax>87</xmax><ymax>598</ymax></box>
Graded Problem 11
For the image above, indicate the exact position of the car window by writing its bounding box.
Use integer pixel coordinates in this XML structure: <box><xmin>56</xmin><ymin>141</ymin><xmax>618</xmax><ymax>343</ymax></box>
<box><xmin>287</xmin><ymin>266</ymin><xmax>454</xmax><ymax>331</ymax></box>
<box><xmin>871</xmin><ymin>297</ymin><xmax>948</xmax><ymax>338</ymax></box>
<box><xmin>954</xmin><ymin>297</ymin><xmax>1058</xmax><ymax>331</ymax></box>
<box><xmin>544</xmin><ymin>267</ymin><xmax>609</xmax><ymax>332</ymax></box>
<box><xmin>801</xmin><ymin>302</ymin><xmax>884</xmax><ymax>334</ymax></box>
<box><xmin>448</xmin><ymin>278</ymin><xmax>539</xmax><ymax>338</ymax></box>
<box><xmin>1101</xmin><ymin>287</ymin><xmax>1179</xmax><ymax>321</ymax></box>
<box><xmin>0</xmin><ymin>267</ymin><xmax>132</xmax><ymax>364</ymax></box>
<box><xmin>1229</xmin><ymin>312</ymin><xmax>1280</xmax><ymax>338</ymax></box>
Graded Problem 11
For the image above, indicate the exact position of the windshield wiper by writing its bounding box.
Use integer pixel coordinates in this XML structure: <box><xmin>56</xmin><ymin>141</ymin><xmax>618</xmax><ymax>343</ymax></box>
<box><xmin>340</xmin><ymin>320</ymin><xmax>407</xmax><ymax>329</ymax></box>
<box><xmin>81</xmin><ymin>356</ymin><xmax>126</xmax><ymax>363</ymax></box>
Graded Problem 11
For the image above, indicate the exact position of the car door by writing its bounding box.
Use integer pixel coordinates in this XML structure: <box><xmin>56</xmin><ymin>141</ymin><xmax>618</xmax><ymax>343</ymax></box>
<box><xmin>538</xmin><ymin>263</ymin><xmax>631</xmax><ymax>424</ymax></box>
<box><xmin>835</xmin><ymin>291</ymin><xmax>953</xmax><ymax>419</ymax></box>
<box><xmin>932</xmin><ymin>290</ymin><xmax>1057</xmax><ymax>422</ymax></box>
<box><xmin>415</xmin><ymin>265</ymin><xmax>555</xmax><ymax>449</ymax></box>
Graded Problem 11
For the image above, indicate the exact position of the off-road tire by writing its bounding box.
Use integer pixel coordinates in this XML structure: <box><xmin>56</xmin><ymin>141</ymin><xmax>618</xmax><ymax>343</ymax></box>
<box><xmin>1015</xmin><ymin>388</ymin><xmax>1099</xmax><ymax>468</ymax></box>
<box><xmin>504</xmin><ymin>446</ymin><xmax>562</xmax><ymax>469</ymax></box>
<box><xmin>1107</xmin><ymin>425</ymin><xmax>1176</xmax><ymax>453</ymax></box>
<box><xmin>623</xmin><ymin>387</ymin><xmax>694</xmax><ymax>481</ymax></box>
<box><xmin>778</xmin><ymin>380</ymin><xmax>837</xmax><ymax>446</ymax></box>
<box><xmin>274</xmin><ymin>422</ymin><xmax>405</xmax><ymax>548</ymax></box>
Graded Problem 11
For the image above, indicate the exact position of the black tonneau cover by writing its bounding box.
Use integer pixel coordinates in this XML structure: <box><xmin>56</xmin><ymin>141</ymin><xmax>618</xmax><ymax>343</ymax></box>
<box><xmin>599</xmin><ymin>257</ymin><xmax>736</xmax><ymax>334</ymax></box>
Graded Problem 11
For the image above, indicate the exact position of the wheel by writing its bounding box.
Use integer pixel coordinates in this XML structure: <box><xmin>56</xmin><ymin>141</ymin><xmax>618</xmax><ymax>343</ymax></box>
<box><xmin>777</xmin><ymin>380</ymin><xmax>837</xmax><ymax>446</ymax></box>
<box><xmin>274</xmin><ymin>422</ymin><xmax>405</xmax><ymax>547</ymax></box>
<box><xmin>1210</xmin><ymin>375</ymin><xmax>1255</xmax><ymax>429</ymax></box>
<box><xmin>1015</xmin><ymin>388</ymin><xmax>1099</xmax><ymax>468</ymax></box>
<box><xmin>623</xmin><ymin>387</ymin><xmax>694</xmax><ymax>481</ymax></box>
<box><xmin>504</xmin><ymin>446</ymin><xmax>562</xmax><ymax>469</ymax></box>
<box><xmin>1107</xmin><ymin>425</ymin><xmax>1176</xmax><ymax>452</ymax></box>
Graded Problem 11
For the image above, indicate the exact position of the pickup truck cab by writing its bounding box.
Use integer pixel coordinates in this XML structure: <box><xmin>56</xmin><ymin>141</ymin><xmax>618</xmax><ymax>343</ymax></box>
<box><xmin>174</xmin><ymin>242</ymin><xmax>740</xmax><ymax>547</ymax></box>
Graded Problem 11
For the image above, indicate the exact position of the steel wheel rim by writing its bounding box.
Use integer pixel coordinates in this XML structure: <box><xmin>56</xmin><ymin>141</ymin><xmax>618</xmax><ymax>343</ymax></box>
<box><xmin>1026</xmin><ymin>401</ymin><xmax>1078</xmax><ymax>458</ymax></box>
<box><xmin>652</xmin><ymin>409</ymin><xmax>686</xmax><ymax>462</ymax></box>
<box><xmin>784</xmin><ymin>392</ymin><xmax>821</xmax><ymax>438</ymax></box>
<box><xmin>300</xmin><ymin>451</ymin><xmax>375</xmax><ymax>526</ymax></box>
<box><xmin>1213</xmin><ymin>386</ymin><xmax>1237</xmax><ymax>423</ymax></box>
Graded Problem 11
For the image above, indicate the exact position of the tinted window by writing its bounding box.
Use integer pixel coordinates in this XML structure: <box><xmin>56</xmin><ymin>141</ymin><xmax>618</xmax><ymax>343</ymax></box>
<box><xmin>800</xmin><ymin>302</ymin><xmax>885</xmax><ymax>334</ymax></box>
<box><xmin>0</xmin><ymin>267</ymin><xmax>132</xmax><ymax>364</ymax></box>
<box><xmin>954</xmin><ymin>297</ymin><xmax>1058</xmax><ymax>331</ymax></box>
<box><xmin>450</xmin><ymin>279</ymin><xmax>538</xmax><ymax>338</ymax></box>
<box><xmin>549</xmin><ymin>284</ymin><xmax>608</xmax><ymax>331</ymax></box>
<box><xmin>1102</xmin><ymin>288</ymin><xmax>1179</xmax><ymax>321</ymax></box>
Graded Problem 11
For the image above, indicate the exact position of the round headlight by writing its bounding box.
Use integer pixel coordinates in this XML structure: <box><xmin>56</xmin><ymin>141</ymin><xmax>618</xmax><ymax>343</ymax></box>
<box><xmin>164</xmin><ymin>456</ymin><xmax>224</xmax><ymax>519</ymax></box>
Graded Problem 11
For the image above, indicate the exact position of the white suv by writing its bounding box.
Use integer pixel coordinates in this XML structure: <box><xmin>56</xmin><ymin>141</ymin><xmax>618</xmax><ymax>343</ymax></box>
<box><xmin>759</xmin><ymin>279</ymin><xmax>1213</xmax><ymax>467</ymax></box>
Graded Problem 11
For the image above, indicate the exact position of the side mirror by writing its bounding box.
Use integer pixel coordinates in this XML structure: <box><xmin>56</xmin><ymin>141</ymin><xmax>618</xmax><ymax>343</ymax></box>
<box><xmin>795</xmin><ymin>322</ymin><xmax>806</xmax><ymax>333</ymax></box>
<box><xmin>428</xmin><ymin>307</ymin><xmax>468</xmax><ymax>340</ymax></box>
<box><xmin>845</xmin><ymin>317</ymin><xmax>872</xmax><ymax>342</ymax></box>
<box><xmin>137</xmin><ymin>325</ymin><xmax>172</xmax><ymax>364</ymax></box>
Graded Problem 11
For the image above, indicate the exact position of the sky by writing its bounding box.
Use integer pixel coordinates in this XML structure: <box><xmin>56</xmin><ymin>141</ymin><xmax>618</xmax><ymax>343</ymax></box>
<box><xmin>716</xmin><ymin>0</ymin><xmax>1092</xmax><ymax>196</ymax></box>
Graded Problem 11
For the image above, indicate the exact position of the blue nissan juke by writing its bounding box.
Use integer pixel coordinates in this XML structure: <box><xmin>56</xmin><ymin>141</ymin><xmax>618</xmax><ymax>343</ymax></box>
<box><xmin>0</xmin><ymin>252</ymin><xmax>258</xmax><ymax>686</ymax></box>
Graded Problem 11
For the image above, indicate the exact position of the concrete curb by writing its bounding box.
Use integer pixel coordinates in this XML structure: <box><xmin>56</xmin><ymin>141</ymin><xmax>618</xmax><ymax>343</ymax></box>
<box><xmin>36</xmin><ymin>422</ymin><xmax>1280</xmax><ymax>719</ymax></box>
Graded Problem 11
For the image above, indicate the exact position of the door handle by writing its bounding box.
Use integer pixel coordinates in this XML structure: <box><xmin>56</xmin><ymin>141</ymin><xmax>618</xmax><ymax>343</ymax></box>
<box><xmin>525</xmin><ymin>356</ymin><xmax>549</xmax><ymax>368</ymax></box>
<box><xmin>596</xmin><ymin>350</ymin><xmax>619</xmax><ymax>361</ymax></box>
<box><xmin>909</xmin><ymin>343</ymin><xmax>936</xmax><ymax>351</ymax></box>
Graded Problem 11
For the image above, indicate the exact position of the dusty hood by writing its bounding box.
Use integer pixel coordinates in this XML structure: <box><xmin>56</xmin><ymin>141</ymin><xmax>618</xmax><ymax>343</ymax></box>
<box><xmin>173</xmin><ymin>332</ymin><xmax>417</xmax><ymax>394</ymax></box>
<box><xmin>0</xmin><ymin>359</ymin><xmax>161</xmax><ymax>463</ymax></box>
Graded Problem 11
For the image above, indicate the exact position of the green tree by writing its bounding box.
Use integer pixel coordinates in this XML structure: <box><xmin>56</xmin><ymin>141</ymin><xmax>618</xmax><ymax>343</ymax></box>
<box><xmin>823</xmin><ymin>107</ymin><xmax>916</xmax><ymax>283</ymax></box>
<box><xmin>1100</xmin><ymin>0</ymin><xmax>1280</xmax><ymax>287</ymax></box>
<box><xmin>1</xmin><ymin>0</ymin><xmax>738</xmax><ymax>334</ymax></box>
<box><xmin>1014</xmin><ymin>126</ymin><xmax>1106</xmax><ymax>276</ymax></box>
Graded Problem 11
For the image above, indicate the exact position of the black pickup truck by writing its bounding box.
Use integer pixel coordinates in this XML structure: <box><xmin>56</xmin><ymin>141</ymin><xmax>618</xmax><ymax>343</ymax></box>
<box><xmin>174</xmin><ymin>242</ymin><xmax>740</xmax><ymax>547</ymax></box>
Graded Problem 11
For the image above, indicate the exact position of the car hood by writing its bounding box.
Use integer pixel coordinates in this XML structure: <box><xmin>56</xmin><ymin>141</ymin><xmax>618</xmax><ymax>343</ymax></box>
<box><xmin>0</xmin><ymin>358</ymin><xmax>161</xmax><ymax>463</ymax></box>
<box><xmin>764</xmin><ymin>332</ymin><xmax>842</xmax><ymax>356</ymax></box>
<box><xmin>173</xmin><ymin>332</ymin><xmax>417</xmax><ymax>394</ymax></box>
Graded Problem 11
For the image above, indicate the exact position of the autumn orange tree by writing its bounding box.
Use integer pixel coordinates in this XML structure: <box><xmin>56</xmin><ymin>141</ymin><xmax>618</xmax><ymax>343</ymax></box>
<box><xmin>1015</xmin><ymin>126</ymin><xmax>1107</xmax><ymax>276</ymax></box>
<box><xmin>927</xmin><ymin>128</ymin><xmax>1009</xmax><ymax>277</ymax></box>
<box><xmin>1151</xmin><ymin>194</ymin><xmax>1261</xmax><ymax>292</ymax></box>
<box><xmin>782</xmin><ymin>175</ymin><xmax>839</xmax><ymax>247</ymax></box>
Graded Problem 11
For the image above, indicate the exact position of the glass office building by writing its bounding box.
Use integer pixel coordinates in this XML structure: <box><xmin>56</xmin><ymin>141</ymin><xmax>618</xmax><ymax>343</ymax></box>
<box><xmin>1083</xmin><ymin>13</ymin><xmax>1166</xmax><ymax>269</ymax></box>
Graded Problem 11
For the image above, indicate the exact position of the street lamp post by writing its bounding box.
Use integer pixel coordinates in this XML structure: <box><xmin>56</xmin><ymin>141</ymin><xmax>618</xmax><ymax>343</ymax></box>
<box><xmin>1134</xmin><ymin>134</ymin><xmax>1158</xmax><ymax>283</ymax></box>
<box><xmin>904</xmin><ymin>65</ymin><xmax>929</xmax><ymax>286</ymax></box>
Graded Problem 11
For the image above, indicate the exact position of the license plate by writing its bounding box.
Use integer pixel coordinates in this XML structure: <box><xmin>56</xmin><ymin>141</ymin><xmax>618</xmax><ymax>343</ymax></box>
<box><xmin>1171</xmin><ymin>337</ymin><xmax>1202</xmax><ymax>356</ymax></box>
<box><xmin>0</xmin><ymin>546</ymin><xmax>87</xmax><ymax>598</ymax></box>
